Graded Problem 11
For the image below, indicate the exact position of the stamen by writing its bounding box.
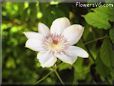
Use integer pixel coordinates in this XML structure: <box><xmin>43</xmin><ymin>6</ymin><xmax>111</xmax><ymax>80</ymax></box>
<box><xmin>42</xmin><ymin>34</ymin><xmax>70</xmax><ymax>53</ymax></box>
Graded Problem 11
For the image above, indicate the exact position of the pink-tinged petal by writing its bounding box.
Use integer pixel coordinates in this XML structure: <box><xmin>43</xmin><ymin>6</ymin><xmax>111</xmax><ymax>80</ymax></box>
<box><xmin>24</xmin><ymin>32</ymin><xmax>43</xmax><ymax>39</ymax></box>
<box><xmin>37</xmin><ymin>51</ymin><xmax>57</xmax><ymax>67</ymax></box>
<box><xmin>38</xmin><ymin>23</ymin><xmax>49</xmax><ymax>36</ymax></box>
<box><xmin>50</xmin><ymin>17</ymin><xmax>70</xmax><ymax>35</ymax></box>
<box><xmin>66</xmin><ymin>46</ymin><xmax>89</xmax><ymax>58</ymax></box>
<box><xmin>25</xmin><ymin>39</ymin><xmax>45</xmax><ymax>52</ymax></box>
<box><xmin>55</xmin><ymin>52</ymin><xmax>77</xmax><ymax>65</ymax></box>
<box><xmin>62</xmin><ymin>24</ymin><xmax>84</xmax><ymax>45</ymax></box>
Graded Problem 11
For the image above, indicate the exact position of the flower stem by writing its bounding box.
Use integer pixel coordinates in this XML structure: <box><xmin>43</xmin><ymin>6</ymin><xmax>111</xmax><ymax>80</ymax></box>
<box><xmin>54</xmin><ymin>70</ymin><xmax>64</xmax><ymax>85</ymax></box>
<box><xmin>35</xmin><ymin>71</ymin><xmax>53</xmax><ymax>84</ymax></box>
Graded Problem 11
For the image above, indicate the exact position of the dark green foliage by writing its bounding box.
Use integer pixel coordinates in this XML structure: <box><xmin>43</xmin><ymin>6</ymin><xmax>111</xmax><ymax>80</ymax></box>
<box><xmin>2</xmin><ymin>1</ymin><xmax>114</xmax><ymax>85</ymax></box>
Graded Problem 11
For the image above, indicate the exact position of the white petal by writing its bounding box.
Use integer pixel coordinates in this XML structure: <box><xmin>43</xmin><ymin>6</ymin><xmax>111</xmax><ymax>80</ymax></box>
<box><xmin>55</xmin><ymin>52</ymin><xmax>77</xmax><ymax>65</ymax></box>
<box><xmin>37</xmin><ymin>51</ymin><xmax>57</xmax><ymax>67</ymax></box>
<box><xmin>66</xmin><ymin>46</ymin><xmax>89</xmax><ymax>58</ymax></box>
<box><xmin>50</xmin><ymin>17</ymin><xmax>70</xmax><ymax>35</ymax></box>
<box><xmin>24</xmin><ymin>32</ymin><xmax>43</xmax><ymax>39</ymax></box>
<box><xmin>62</xmin><ymin>24</ymin><xmax>84</xmax><ymax>45</ymax></box>
<box><xmin>38</xmin><ymin>23</ymin><xmax>49</xmax><ymax>36</ymax></box>
<box><xmin>25</xmin><ymin>39</ymin><xmax>45</xmax><ymax>51</ymax></box>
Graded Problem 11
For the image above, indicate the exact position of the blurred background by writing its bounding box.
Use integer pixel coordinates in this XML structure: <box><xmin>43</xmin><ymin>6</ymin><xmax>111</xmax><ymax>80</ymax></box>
<box><xmin>2</xmin><ymin>0</ymin><xmax>114</xmax><ymax>85</ymax></box>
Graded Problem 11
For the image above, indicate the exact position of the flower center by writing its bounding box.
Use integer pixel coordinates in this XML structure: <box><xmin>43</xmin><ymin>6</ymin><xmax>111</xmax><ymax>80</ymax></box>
<box><xmin>43</xmin><ymin>34</ymin><xmax>69</xmax><ymax>53</ymax></box>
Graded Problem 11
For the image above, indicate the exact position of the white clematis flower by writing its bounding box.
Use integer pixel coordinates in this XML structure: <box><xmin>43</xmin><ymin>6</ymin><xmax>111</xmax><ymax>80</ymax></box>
<box><xmin>24</xmin><ymin>17</ymin><xmax>89</xmax><ymax>68</ymax></box>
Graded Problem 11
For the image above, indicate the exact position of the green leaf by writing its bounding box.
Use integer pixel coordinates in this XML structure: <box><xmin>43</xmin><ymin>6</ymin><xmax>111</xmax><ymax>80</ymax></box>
<box><xmin>84</xmin><ymin>12</ymin><xmax>110</xmax><ymax>29</ymax></box>
<box><xmin>58</xmin><ymin>63</ymin><xmax>72</xmax><ymax>71</ymax></box>
<box><xmin>84</xmin><ymin>7</ymin><xmax>114</xmax><ymax>29</ymax></box>
<box><xmin>96</xmin><ymin>55</ymin><xmax>111</xmax><ymax>77</ymax></box>
<box><xmin>96</xmin><ymin>39</ymin><xmax>114</xmax><ymax>78</ymax></box>
<box><xmin>109</xmin><ymin>28</ymin><xmax>114</xmax><ymax>43</ymax></box>
<box><xmin>100</xmin><ymin>38</ymin><xmax>112</xmax><ymax>67</ymax></box>
<box><xmin>93</xmin><ymin>7</ymin><xmax>114</xmax><ymax>22</ymax></box>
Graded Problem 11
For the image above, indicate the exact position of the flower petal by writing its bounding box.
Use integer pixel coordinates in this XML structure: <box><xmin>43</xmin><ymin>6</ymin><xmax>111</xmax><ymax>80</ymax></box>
<box><xmin>50</xmin><ymin>17</ymin><xmax>70</xmax><ymax>35</ymax></box>
<box><xmin>55</xmin><ymin>52</ymin><xmax>77</xmax><ymax>65</ymax></box>
<box><xmin>24</xmin><ymin>32</ymin><xmax>43</xmax><ymax>39</ymax></box>
<box><xmin>66</xmin><ymin>46</ymin><xmax>89</xmax><ymax>58</ymax></box>
<box><xmin>25</xmin><ymin>39</ymin><xmax>45</xmax><ymax>51</ymax></box>
<box><xmin>37</xmin><ymin>51</ymin><xmax>57</xmax><ymax>67</ymax></box>
<box><xmin>38</xmin><ymin>23</ymin><xmax>49</xmax><ymax>36</ymax></box>
<box><xmin>62</xmin><ymin>24</ymin><xmax>84</xmax><ymax>45</ymax></box>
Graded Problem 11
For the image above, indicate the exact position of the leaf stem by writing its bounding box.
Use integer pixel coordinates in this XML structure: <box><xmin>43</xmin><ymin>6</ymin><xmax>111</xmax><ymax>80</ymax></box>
<box><xmin>84</xmin><ymin>36</ymin><xmax>108</xmax><ymax>62</ymax></box>
<box><xmin>54</xmin><ymin>70</ymin><xmax>64</xmax><ymax>85</ymax></box>
<box><xmin>35</xmin><ymin>71</ymin><xmax>53</xmax><ymax>84</ymax></box>
<box><xmin>84</xmin><ymin>36</ymin><xmax>107</xmax><ymax>45</ymax></box>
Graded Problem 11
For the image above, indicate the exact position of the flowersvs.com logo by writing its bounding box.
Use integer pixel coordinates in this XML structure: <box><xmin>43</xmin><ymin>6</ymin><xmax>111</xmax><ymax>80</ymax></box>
<box><xmin>75</xmin><ymin>1</ymin><xmax>113</xmax><ymax>7</ymax></box>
